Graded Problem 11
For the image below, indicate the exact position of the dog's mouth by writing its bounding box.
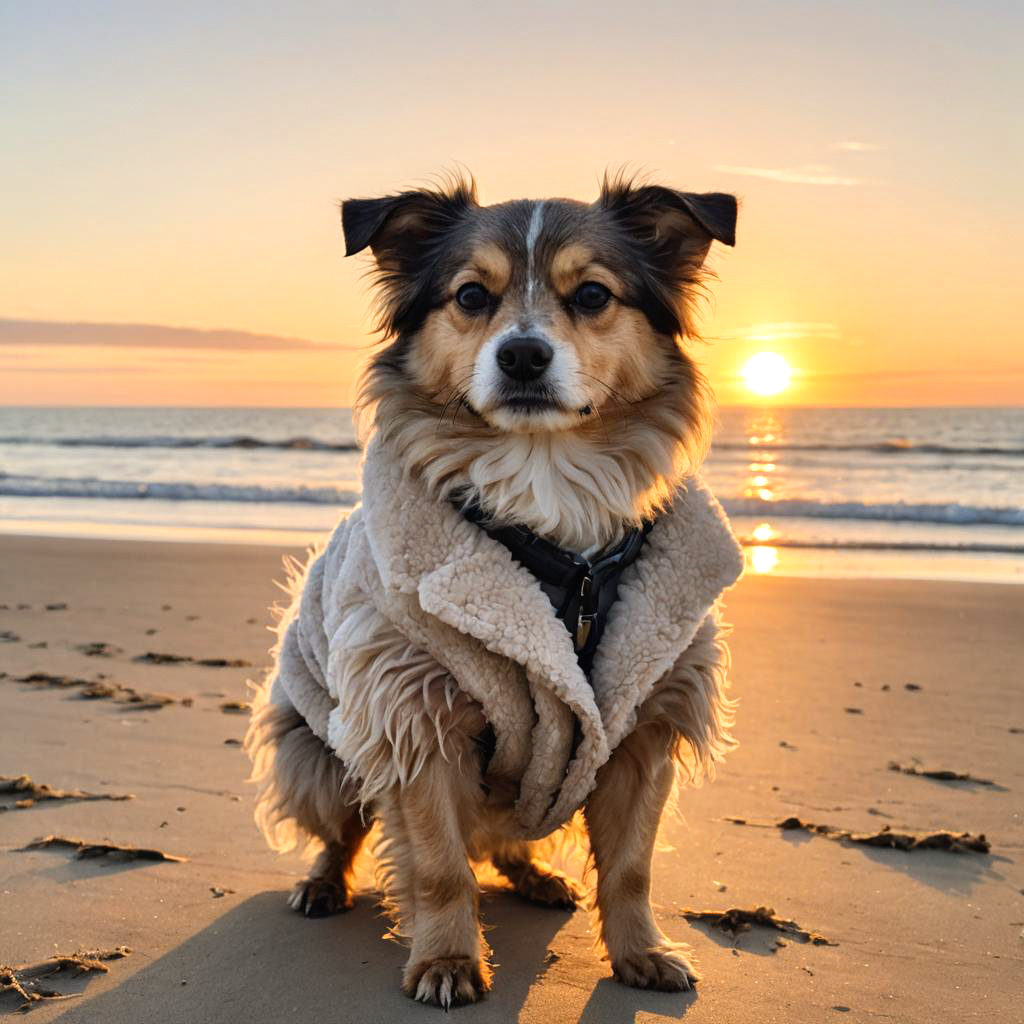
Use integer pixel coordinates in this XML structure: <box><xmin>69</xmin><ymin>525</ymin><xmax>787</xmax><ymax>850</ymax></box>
<box><xmin>495</xmin><ymin>385</ymin><xmax>572</xmax><ymax>416</ymax></box>
<box><xmin>469</xmin><ymin>383</ymin><xmax>594</xmax><ymax>431</ymax></box>
<box><xmin>501</xmin><ymin>394</ymin><xmax>559</xmax><ymax>413</ymax></box>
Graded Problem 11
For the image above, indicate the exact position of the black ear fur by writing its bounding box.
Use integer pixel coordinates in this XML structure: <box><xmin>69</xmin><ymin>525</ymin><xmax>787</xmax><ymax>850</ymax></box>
<box><xmin>340</xmin><ymin>178</ymin><xmax>477</xmax><ymax>260</ymax></box>
<box><xmin>341</xmin><ymin>197</ymin><xmax>404</xmax><ymax>257</ymax></box>
<box><xmin>674</xmin><ymin>191</ymin><xmax>737</xmax><ymax>247</ymax></box>
<box><xmin>339</xmin><ymin>177</ymin><xmax>477</xmax><ymax>338</ymax></box>
<box><xmin>601</xmin><ymin>181</ymin><xmax>738</xmax><ymax>249</ymax></box>
<box><xmin>599</xmin><ymin>176</ymin><xmax>738</xmax><ymax>337</ymax></box>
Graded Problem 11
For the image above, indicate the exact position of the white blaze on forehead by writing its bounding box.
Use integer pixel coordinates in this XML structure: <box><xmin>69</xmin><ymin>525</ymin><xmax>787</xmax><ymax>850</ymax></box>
<box><xmin>525</xmin><ymin>201</ymin><xmax>546</xmax><ymax>304</ymax></box>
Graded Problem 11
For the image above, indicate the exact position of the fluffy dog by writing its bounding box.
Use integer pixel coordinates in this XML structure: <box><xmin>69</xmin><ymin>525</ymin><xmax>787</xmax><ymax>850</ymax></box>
<box><xmin>246</xmin><ymin>173</ymin><xmax>741</xmax><ymax>1007</ymax></box>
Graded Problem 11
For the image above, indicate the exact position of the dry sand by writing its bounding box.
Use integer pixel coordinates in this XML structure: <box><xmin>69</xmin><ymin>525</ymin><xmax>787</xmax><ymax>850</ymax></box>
<box><xmin>1</xmin><ymin>534</ymin><xmax>1022</xmax><ymax>1023</ymax></box>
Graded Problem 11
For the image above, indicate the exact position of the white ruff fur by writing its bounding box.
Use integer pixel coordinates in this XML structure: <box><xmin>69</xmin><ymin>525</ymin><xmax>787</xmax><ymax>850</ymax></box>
<box><xmin>359</xmin><ymin>378</ymin><xmax>709</xmax><ymax>555</ymax></box>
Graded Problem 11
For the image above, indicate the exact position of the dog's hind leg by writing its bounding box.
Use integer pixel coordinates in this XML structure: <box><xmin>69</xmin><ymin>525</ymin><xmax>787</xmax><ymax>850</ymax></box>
<box><xmin>287</xmin><ymin>808</ymin><xmax>371</xmax><ymax>917</ymax></box>
<box><xmin>585</xmin><ymin>721</ymin><xmax>700</xmax><ymax>992</ymax></box>
<box><xmin>489</xmin><ymin>840</ymin><xmax>585</xmax><ymax>910</ymax></box>
<box><xmin>382</xmin><ymin>749</ymin><xmax>492</xmax><ymax>1008</ymax></box>
<box><xmin>247</xmin><ymin>696</ymin><xmax>370</xmax><ymax>917</ymax></box>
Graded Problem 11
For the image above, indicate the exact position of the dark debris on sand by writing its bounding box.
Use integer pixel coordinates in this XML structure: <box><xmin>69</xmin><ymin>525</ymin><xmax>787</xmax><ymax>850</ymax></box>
<box><xmin>681</xmin><ymin>906</ymin><xmax>835</xmax><ymax>946</ymax></box>
<box><xmin>725</xmin><ymin>816</ymin><xmax>990</xmax><ymax>853</ymax></box>
<box><xmin>76</xmin><ymin>642</ymin><xmax>123</xmax><ymax>658</ymax></box>
<box><xmin>134</xmin><ymin>652</ymin><xmax>251</xmax><ymax>668</ymax></box>
<box><xmin>888</xmin><ymin>761</ymin><xmax>997</xmax><ymax>786</ymax></box>
<box><xmin>13</xmin><ymin>671</ymin><xmax>192</xmax><ymax>709</ymax></box>
<box><xmin>20</xmin><ymin>835</ymin><xmax>187</xmax><ymax>863</ymax></box>
<box><xmin>0</xmin><ymin>947</ymin><xmax>130</xmax><ymax>1012</ymax></box>
<box><xmin>219</xmin><ymin>700</ymin><xmax>252</xmax><ymax>713</ymax></box>
<box><xmin>0</xmin><ymin>775</ymin><xmax>133</xmax><ymax>812</ymax></box>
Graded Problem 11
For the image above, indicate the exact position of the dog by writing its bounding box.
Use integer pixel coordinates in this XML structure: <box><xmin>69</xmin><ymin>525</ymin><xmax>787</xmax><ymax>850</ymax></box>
<box><xmin>246</xmin><ymin>173</ymin><xmax>741</xmax><ymax>1007</ymax></box>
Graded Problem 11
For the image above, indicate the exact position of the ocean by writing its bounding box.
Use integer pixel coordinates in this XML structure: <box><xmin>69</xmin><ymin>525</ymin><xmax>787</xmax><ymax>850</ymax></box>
<box><xmin>2</xmin><ymin>406</ymin><xmax>1022</xmax><ymax>582</ymax></box>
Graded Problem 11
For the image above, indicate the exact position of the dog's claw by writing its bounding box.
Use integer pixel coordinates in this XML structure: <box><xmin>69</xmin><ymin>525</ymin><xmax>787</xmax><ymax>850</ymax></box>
<box><xmin>612</xmin><ymin>946</ymin><xmax>700</xmax><ymax>992</ymax></box>
<box><xmin>287</xmin><ymin>877</ymin><xmax>352</xmax><ymax>917</ymax></box>
<box><xmin>405</xmin><ymin>956</ymin><xmax>490</xmax><ymax>1008</ymax></box>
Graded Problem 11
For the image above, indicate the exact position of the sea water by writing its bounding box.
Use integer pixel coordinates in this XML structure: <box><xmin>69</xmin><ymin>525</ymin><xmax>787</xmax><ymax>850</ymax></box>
<box><xmin>1</xmin><ymin>405</ymin><xmax>1021</xmax><ymax>581</ymax></box>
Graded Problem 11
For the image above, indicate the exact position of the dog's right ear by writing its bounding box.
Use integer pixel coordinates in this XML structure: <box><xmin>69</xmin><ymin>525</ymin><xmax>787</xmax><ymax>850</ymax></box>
<box><xmin>340</xmin><ymin>178</ymin><xmax>477</xmax><ymax>263</ymax></box>
<box><xmin>342</xmin><ymin>196</ymin><xmax>405</xmax><ymax>257</ymax></box>
<box><xmin>340</xmin><ymin>177</ymin><xmax>477</xmax><ymax>337</ymax></box>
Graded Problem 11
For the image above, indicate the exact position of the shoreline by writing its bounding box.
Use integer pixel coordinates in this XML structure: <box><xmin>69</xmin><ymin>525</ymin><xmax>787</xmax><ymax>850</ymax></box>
<box><xmin>1</xmin><ymin>522</ymin><xmax>1022</xmax><ymax>585</ymax></box>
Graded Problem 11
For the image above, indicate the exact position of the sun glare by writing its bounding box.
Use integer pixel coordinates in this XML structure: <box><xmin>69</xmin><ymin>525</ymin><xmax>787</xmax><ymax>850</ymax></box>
<box><xmin>742</xmin><ymin>352</ymin><xmax>791</xmax><ymax>396</ymax></box>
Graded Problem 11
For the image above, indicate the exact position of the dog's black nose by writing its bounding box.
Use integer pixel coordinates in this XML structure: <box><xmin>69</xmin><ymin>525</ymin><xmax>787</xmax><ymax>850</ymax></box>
<box><xmin>496</xmin><ymin>336</ymin><xmax>553</xmax><ymax>383</ymax></box>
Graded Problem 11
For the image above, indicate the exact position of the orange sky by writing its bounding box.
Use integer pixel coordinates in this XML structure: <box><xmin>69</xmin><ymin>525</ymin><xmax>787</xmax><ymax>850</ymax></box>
<box><xmin>1</xmin><ymin>3</ymin><xmax>1020</xmax><ymax>407</ymax></box>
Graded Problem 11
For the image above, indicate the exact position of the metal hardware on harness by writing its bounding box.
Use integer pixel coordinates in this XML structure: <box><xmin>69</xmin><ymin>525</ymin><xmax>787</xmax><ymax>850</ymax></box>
<box><xmin>459</xmin><ymin>498</ymin><xmax>653</xmax><ymax>678</ymax></box>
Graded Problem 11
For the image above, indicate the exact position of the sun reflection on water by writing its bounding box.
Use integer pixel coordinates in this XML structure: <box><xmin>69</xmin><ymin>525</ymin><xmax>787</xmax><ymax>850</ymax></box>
<box><xmin>748</xmin><ymin>545</ymin><xmax>779</xmax><ymax>574</ymax></box>
<box><xmin>744</xmin><ymin>412</ymin><xmax>783</xmax><ymax>504</ymax></box>
<box><xmin>741</xmin><ymin>412</ymin><xmax>787</xmax><ymax>574</ymax></box>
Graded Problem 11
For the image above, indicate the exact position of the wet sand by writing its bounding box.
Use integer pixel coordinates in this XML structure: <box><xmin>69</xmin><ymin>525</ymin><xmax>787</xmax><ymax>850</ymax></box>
<box><xmin>1</xmin><ymin>534</ymin><xmax>1022</xmax><ymax>1022</ymax></box>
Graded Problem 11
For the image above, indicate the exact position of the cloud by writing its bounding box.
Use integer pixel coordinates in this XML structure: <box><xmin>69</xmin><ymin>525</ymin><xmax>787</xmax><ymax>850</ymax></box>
<box><xmin>797</xmin><ymin>366</ymin><xmax>1024</xmax><ymax>380</ymax></box>
<box><xmin>0</xmin><ymin>364</ymin><xmax>147</xmax><ymax>373</ymax></box>
<box><xmin>717</xmin><ymin>322</ymin><xmax>843</xmax><ymax>343</ymax></box>
<box><xmin>715</xmin><ymin>164</ymin><xmax>864</xmax><ymax>187</ymax></box>
<box><xmin>0</xmin><ymin>319</ymin><xmax>361</xmax><ymax>351</ymax></box>
<box><xmin>833</xmin><ymin>141</ymin><xmax>882</xmax><ymax>152</ymax></box>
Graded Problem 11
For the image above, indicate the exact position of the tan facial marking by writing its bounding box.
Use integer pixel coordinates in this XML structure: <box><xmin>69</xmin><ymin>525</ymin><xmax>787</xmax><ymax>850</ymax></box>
<box><xmin>549</xmin><ymin>243</ymin><xmax>623</xmax><ymax>297</ymax></box>
<box><xmin>451</xmin><ymin>243</ymin><xmax>512</xmax><ymax>295</ymax></box>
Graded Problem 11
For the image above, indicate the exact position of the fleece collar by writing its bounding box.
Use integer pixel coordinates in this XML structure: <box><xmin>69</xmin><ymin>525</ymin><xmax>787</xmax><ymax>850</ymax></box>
<box><xmin>460</xmin><ymin>499</ymin><xmax>653</xmax><ymax>678</ymax></box>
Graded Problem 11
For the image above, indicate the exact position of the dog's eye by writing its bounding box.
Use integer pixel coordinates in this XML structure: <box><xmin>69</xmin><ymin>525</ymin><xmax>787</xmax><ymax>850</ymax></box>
<box><xmin>455</xmin><ymin>283</ymin><xmax>491</xmax><ymax>313</ymax></box>
<box><xmin>573</xmin><ymin>282</ymin><xmax>612</xmax><ymax>311</ymax></box>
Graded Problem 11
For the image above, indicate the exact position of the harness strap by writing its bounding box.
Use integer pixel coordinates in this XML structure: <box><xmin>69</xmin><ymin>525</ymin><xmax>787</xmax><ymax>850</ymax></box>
<box><xmin>460</xmin><ymin>500</ymin><xmax>653</xmax><ymax>678</ymax></box>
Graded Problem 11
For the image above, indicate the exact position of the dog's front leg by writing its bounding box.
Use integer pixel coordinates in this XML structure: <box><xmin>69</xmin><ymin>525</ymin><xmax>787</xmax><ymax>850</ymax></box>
<box><xmin>397</xmin><ymin>751</ymin><xmax>491</xmax><ymax>1008</ymax></box>
<box><xmin>585</xmin><ymin>722</ymin><xmax>700</xmax><ymax>991</ymax></box>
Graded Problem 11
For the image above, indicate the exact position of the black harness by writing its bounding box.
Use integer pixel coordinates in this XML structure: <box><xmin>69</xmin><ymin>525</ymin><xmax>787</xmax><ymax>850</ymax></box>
<box><xmin>461</xmin><ymin>501</ymin><xmax>653</xmax><ymax>678</ymax></box>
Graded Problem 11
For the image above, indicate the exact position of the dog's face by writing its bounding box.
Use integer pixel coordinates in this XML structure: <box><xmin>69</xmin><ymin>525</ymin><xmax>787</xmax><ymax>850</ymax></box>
<box><xmin>343</xmin><ymin>177</ymin><xmax>736</xmax><ymax>434</ymax></box>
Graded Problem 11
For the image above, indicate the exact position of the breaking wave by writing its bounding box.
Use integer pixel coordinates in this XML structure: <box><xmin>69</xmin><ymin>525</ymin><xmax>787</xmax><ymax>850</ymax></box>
<box><xmin>722</xmin><ymin>496</ymin><xmax>1024</xmax><ymax>527</ymax></box>
<box><xmin>0</xmin><ymin>434</ymin><xmax>359</xmax><ymax>452</ymax></box>
<box><xmin>0</xmin><ymin>473</ymin><xmax>360</xmax><ymax>506</ymax></box>
<box><xmin>714</xmin><ymin>439</ymin><xmax>1024</xmax><ymax>457</ymax></box>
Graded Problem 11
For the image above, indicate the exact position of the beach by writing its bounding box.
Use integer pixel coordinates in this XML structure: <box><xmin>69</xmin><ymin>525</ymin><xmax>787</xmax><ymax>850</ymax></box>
<box><xmin>2</xmin><ymin>534</ymin><xmax>1022</xmax><ymax>1023</ymax></box>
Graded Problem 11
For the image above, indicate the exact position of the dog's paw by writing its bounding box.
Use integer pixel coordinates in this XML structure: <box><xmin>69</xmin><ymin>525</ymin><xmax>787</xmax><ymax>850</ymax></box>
<box><xmin>611</xmin><ymin>945</ymin><xmax>700</xmax><ymax>992</ymax></box>
<box><xmin>287</xmin><ymin>876</ymin><xmax>352</xmax><ymax>917</ymax></box>
<box><xmin>403</xmin><ymin>956</ymin><xmax>491</xmax><ymax>1008</ymax></box>
<box><xmin>516</xmin><ymin>868</ymin><xmax>586</xmax><ymax>910</ymax></box>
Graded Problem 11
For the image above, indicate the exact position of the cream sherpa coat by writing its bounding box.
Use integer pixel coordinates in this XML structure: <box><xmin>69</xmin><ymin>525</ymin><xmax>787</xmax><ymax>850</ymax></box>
<box><xmin>267</xmin><ymin>439</ymin><xmax>744</xmax><ymax>840</ymax></box>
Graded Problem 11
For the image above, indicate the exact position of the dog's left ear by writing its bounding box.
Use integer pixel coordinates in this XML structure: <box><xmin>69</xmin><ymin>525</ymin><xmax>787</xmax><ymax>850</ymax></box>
<box><xmin>673</xmin><ymin>190</ymin><xmax>737</xmax><ymax>248</ymax></box>
<box><xmin>601</xmin><ymin>180</ymin><xmax>738</xmax><ymax>272</ymax></box>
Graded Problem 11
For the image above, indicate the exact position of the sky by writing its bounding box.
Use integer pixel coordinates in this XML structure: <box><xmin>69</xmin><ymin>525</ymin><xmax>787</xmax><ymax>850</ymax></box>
<box><xmin>1</xmin><ymin>1</ymin><xmax>1021</xmax><ymax>407</ymax></box>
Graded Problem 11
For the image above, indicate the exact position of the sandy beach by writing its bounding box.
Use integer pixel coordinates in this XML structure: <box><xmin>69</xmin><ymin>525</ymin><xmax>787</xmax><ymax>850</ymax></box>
<box><xmin>2</xmin><ymin>534</ymin><xmax>1022</xmax><ymax>1023</ymax></box>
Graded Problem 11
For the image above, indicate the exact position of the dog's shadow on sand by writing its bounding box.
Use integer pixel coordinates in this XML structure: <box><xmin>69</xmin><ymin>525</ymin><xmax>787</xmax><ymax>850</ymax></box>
<box><xmin>47</xmin><ymin>889</ymin><xmax>696</xmax><ymax>1023</ymax></box>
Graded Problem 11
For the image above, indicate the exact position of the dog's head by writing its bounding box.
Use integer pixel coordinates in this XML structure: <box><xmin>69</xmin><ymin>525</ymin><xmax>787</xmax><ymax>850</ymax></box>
<box><xmin>343</xmin><ymin>174</ymin><xmax>736</xmax><ymax>435</ymax></box>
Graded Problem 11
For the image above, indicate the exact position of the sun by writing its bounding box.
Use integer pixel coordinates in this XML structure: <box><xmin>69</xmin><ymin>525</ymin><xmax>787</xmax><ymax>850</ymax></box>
<box><xmin>742</xmin><ymin>352</ymin><xmax>791</xmax><ymax>396</ymax></box>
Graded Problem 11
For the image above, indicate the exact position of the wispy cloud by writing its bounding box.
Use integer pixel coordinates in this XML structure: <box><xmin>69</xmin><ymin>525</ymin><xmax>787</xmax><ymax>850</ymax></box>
<box><xmin>0</xmin><ymin>319</ymin><xmax>360</xmax><ymax>351</ymax></box>
<box><xmin>717</xmin><ymin>322</ymin><xmax>842</xmax><ymax>343</ymax></box>
<box><xmin>0</xmin><ymin>364</ymin><xmax>147</xmax><ymax>374</ymax></box>
<box><xmin>833</xmin><ymin>141</ymin><xmax>882</xmax><ymax>152</ymax></box>
<box><xmin>715</xmin><ymin>164</ymin><xmax>864</xmax><ymax>187</ymax></box>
